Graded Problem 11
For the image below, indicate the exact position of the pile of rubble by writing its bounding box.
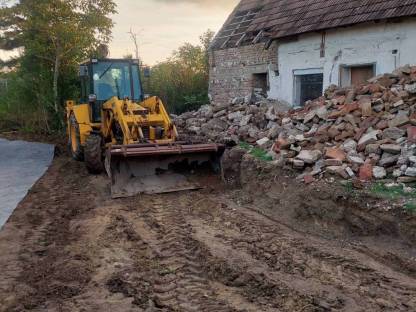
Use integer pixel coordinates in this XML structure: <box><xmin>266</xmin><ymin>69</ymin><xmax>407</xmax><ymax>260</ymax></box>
<box><xmin>174</xmin><ymin>65</ymin><xmax>416</xmax><ymax>184</ymax></box>
<box><xmin>173</xmin><ymin>88</ymin><xmax>291</xmax><ymax>146</ymax></box>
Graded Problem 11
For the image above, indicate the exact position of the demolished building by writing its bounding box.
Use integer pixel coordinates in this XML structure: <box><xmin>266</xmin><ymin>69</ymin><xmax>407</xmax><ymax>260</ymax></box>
<box><xmin>209</xmin><ymin>0</ymin><xmax>416</xmax><ymax>107</ymax></box>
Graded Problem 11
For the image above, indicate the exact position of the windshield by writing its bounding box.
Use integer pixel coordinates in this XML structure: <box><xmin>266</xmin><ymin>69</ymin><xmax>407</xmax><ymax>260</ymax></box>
<box><xmin>92</xmin><ymin>62</ymin><xmax>142</xmax><ymax>101</ymax></box>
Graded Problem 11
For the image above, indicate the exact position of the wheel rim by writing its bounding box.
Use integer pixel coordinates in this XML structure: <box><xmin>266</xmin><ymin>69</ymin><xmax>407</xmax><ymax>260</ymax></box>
<box><xmin>70</xmin><ymin>123</ymin><xmax>78</xmax><ymax>153</ymax></box>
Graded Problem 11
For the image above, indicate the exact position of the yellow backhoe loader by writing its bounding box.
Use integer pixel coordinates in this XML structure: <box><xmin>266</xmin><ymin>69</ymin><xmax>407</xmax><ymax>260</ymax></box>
<box><xmin>66</xmin><ymin>58</ymin><xmax>224</xmax><ymax>198</ymax></box>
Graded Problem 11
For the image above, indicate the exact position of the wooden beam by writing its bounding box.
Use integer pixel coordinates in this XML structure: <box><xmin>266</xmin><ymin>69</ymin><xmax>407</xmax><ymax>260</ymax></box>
<box><xmin>252</xmin><ymin>30</ymin><xmax>264</xmax><ymax>44</ymax></box>
<box><xmin>236</xmin><ymin>34</ymin><xmax>246</xmax><ymax>47</ymax></box>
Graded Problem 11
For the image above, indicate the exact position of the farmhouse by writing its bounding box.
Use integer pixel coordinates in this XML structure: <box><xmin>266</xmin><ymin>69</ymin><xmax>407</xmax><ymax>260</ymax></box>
<box><xmin>209</xmin><ymin>0</ymin><xmax>416</xmax><ymax>107</ymax></box>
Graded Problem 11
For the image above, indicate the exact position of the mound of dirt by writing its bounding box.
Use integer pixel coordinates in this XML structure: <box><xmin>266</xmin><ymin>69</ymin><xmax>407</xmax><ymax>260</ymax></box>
<box><xmin>222</xmin><ymin>149</ymin><xmax>416</xmax><ymax>245</ymax></box>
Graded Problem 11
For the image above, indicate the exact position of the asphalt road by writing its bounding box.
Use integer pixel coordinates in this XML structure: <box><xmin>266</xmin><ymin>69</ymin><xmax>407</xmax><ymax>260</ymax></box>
<box><xmin>0</xmin><ymin>138</ymin><xmax>54</xmax><ymax>229</ymax></box>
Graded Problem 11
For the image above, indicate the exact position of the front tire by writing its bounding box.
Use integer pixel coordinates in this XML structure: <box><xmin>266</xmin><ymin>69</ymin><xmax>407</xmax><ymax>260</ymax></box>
<box><xmin>68</xmin><ymin>114</ymin><xmax>84</xmax><ymax>161</ymax></box>
<box><xmin>85</xmin><ymin>134</ymin><xmax>104</xmax><ymax>174</ymax></box>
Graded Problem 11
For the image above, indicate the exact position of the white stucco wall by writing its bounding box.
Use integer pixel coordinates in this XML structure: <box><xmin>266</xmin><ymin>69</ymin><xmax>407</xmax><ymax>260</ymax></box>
<box><xmin>268</xmin><ymin>18</ymin><xmax>416</xmax><ymax>106</ymax></box>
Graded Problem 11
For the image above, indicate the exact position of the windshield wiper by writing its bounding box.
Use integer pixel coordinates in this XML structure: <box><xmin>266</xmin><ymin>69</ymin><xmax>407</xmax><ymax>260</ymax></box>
<box><xmin>99</xmin><ymin>62</ymin><xmax>114</xmax><ymax>79</ymax></box>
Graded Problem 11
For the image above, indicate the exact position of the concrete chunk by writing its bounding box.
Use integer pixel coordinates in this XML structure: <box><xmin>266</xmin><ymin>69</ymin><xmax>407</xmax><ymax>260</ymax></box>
<box><xmin>379</xmin><ymin>154</ymin><xmax>400</xmax><ymax>167</ymax></box>
<box><xmin>388</xmin><ymin>114</ymin><xmax>409</xmax><ymax>128</ymax></box>
<box><xmin>358</xmin><ymin>130</ymin><xmax>381</xmax><ymax>147</ymax></box>
<box><xmin>405</xmin><ymin>167</ymin><xmax>416</xmax><ymax>177</ymax></box>
<box><xmin>296</xmin><ymin>150</ymin><xmax>322</xmax><ymax>164</ymax></box>
<box><xmin>373</xmin><ymin>166</ymin><xmax>387</xmax><ymax>179</ymax></box>
<box><xmin>256</xmin><ymin>137</ymin><xmax>270</xmax><ymax>147</ymax></box>
<box><xmin>380</xmin><ymin>144</ymin><xmax>402</xmax><ymax>154</ymax></box>
<box><xmin>326</xmin><ymin>166</ymin><xmax>349</xmax><ymax>179</ymax></box>
<box><xmin>382</xmin><ymin>127</ymin><xmax>405</xmax><ymax>140</ymax></box>
<box><xmin>405</xmin><ymin>83</ymin><xmax>416</xmax><ymax>94</ymax></box>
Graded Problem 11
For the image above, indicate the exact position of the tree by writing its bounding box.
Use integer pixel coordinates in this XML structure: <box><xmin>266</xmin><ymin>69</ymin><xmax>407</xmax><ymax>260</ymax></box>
<box><xmin>128</xmin><ymin>28</ymin><xmax>140</xmax><ymax>60</ymax></box>
<box><xmin>145</xmin><ymin>30</ymin><xmax>215</xmax><ymax>114</ymax></box>
<box><xmin>0</xmin><ymin>0</ymin><xmax>117</xmax><ymax>131</ymax></box>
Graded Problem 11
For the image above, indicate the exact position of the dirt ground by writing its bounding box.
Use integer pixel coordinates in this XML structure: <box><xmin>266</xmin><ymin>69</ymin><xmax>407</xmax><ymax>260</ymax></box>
<box><xmin>0</xmin><ymin>137</ymin><xmax>416</xmax><ymax>311</ymax></box>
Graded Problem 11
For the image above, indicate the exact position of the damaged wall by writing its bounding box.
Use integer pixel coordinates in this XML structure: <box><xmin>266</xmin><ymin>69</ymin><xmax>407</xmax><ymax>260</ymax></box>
<box><xmin>275</xmin><ymin>18</ymin><xmax>416</xmax><ymax>106</ymax></box>
<box><xmin>208</xmin><ymin>42</ymin><xmax>278</xmax><ymax>105</ymax></box>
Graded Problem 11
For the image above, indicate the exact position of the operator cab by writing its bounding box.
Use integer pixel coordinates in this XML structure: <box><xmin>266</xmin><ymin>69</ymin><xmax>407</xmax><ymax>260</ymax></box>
<box><xmin>79</xmin><ymin>58</ymin><xmax>144</xmax><ymax>122</ymax></box>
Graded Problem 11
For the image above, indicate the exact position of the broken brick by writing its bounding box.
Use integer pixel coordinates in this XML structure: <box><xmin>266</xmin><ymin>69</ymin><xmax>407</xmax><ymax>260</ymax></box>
<box><xmin>325</xmin><ymin>148</ymin><xmax>346</xmax><ymax>162</ymax></box>
<box><xmin>326</xmin><ymin>166</ymin><xmax>349</xmax><ymax>179</ymax></box>
<box><xmin>388</xmin><ymin>114</ymin><xmax>410</xmax><ymax>128</ymax></box>
<box><xmin>359</xmin><ymin>161</ymin><xmax>373</xmax><ymax>181</ymax></box>
<box><xmin>303</xmin><ymin>175</ymin><xmax>315</xmax><ymax>184</ymax></box>
<box><xmin>407</xmin><ymin>126</ymin><xmax>416</xmax><ymax>143</ymax></box>
<box><xmin>359</xmin><ymin>97</ymin><xmax>373</xmax><ymax>117</ymax></box>
<box><xmin>375</xmin><ymin>120</ymin><xmax>389</xmax><ymax>130</ymax></box>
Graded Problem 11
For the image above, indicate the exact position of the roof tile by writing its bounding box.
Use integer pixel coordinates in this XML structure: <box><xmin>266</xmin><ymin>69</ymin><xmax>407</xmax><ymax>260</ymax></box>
<box><xmin>212</xmin><ymin>0</ymin><xmax>416</xmax><ymax>49</ymax></box>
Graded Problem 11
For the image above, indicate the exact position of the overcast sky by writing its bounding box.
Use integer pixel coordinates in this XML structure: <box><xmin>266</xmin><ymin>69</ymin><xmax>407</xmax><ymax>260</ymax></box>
<box><xmin>111</xmin><ymin>0</ymin><xmax>238</xmax><ymax>64</ymax></box>
<box><xmin>0</xmin><ymin>0</ymin><xmax>238</xmax><ymax>65</ymax></box>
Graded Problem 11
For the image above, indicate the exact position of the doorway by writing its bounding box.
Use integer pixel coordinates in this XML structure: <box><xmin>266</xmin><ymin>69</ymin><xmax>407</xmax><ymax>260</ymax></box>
<box><xmin>252</xmin><ymin>73</ymin><xmax>268</xmax><ymax>94</ymax></box>
<box><xmin>340</xmin><ymin>64</ymin><xmax>376</xmax><ymax>87</ymax></box>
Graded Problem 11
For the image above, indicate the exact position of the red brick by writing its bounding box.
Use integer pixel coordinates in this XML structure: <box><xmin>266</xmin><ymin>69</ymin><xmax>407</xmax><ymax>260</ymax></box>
<box><xmin>325</xmin><ymin>147</ymin><xmax>346</xmax><ymax>162</ymax></box>
<box><xmin>328</xmin><ymin>127</ymin><xmax>340</xmax><ymax>138</ymax></box>
<box><xmin>368</xmin><ymin>84</ymin><xmax>382</xmax><ymax>93</ymax></box>
<box><xmin>360</xmin><ymin>99</ymin><xmax>373</xmax><ymax>117</ymax></box>
<box><xmin>332</xmin><ymin>95</ymin><xmax>346</xmax><ymax>105</ymax></box>
<box><xmin>344</xmin><ymin>102</ymin><xmax>360</xmax><ymax>114</ymax></box>
<box><xmin>359</xmin><ymin>161</ymin><xmax>373</xmax><ymax>182</ymax></box>
<box><xmin>304</xmin><ymin>175</ymin><xmax>315</xmax><ymax>184</ymax></box>
<box><xmin>375</xmin><ymin>120</ymin><xmax>389</xmax><ymax>130</ymax></box>
<box><xmin>335</xmin><ymin>130</ymin><xmax>354</xmax><ymax>141</ymax></box>
<box><xmin>407</xmin><ymin>126</ymin><xmax>416</xmax><ymax>143</ymax></box>
<box><xmin>273</xmin><ymin>137</ymin><xmax>290</xmax><ymax>153</ymax></box>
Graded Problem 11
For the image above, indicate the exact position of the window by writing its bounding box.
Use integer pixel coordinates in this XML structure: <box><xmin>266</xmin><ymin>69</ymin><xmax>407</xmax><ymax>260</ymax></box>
<box><xmin>92</xmin><ymin>62</ymin><xmax>142</xmax><ymax>102</ymax></box>
<box><xmin>93</xmin><ymin>62</ymin><xmax>131</xmax><ymax>101</ymax></box>
<box><xmin>294</xmin><ymin>69</ymin><xmax>324</xmax><ymax>106</ymax></box>
<box><xmin>340</xmin><ymin>64</ymin><xmax>375</xmax><ymax>87</ymax></box>
<box><xmin>252</xmin><ymin>73</ymin><xmax>269</xmax><ymax>94</ymax></box>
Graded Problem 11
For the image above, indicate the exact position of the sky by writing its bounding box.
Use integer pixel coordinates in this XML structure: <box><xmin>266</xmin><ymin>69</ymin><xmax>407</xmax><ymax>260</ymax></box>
<box><xmin>110</xmin><ymin>0</ymin><xmax>239</xmax><ymax>65</ymax></box>
<box><xmin>0</xmin><ymin>0</ymin><xmax>239</xmax><ymax>65</ymax></box>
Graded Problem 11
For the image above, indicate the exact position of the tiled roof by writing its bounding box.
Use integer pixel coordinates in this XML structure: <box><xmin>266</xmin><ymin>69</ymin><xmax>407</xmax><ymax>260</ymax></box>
<box><xmin>212</xmin><ymin>0</ymin><xmax>416</xmax><ymax>49</ymax></box>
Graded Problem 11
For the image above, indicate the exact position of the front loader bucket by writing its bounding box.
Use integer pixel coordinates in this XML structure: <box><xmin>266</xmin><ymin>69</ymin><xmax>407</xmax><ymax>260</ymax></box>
<box><xmin>106</xmin><ymin>143</ymin><xmax>225</xmax><ymax>198</ymax></box>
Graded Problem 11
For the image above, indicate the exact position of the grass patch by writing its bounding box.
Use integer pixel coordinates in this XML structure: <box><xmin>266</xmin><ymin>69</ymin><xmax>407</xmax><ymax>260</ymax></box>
<box><xmin>370</xmin><ymin>182</ymin><xmax>416</xmax><ymax>200</ymax></box>
<box><xmin>343</xmin><ymin>181</ymin><xmax>354</xmax><ymax>193</ymax></box>
<box><xmin>239</xmin><ymin>141</ymin><xmax>273</xmax><ymax>162</ymax></box>
<box><xmin>404</xmin><ymin>202</ymin><xmax>416</xmax><ymax>213</ymax></box>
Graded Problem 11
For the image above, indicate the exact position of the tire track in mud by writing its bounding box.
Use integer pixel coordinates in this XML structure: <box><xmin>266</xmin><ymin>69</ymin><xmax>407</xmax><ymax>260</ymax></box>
<box><xmin>104</xmin><ymin>189</ymin><xmax>416</xmax><ymax>312</ymax></box>
<box><xmin>3</xmin><ymin>155</ymin><xmax>416</xmax><ymax>312</ymax></box>
<box><xmin>132</xmin><ymin>197</ymin><xmax>240</xmax><ymax>311</ymax></box>
<box><xmin>187</xmin><ymin>192</ymin><xmax>416</xmax><ymax>311</ymax></box>
<box><xmin>125</xmin><ymin>195</ymin><xmax>332</xmax><ymax>312</ymax></box>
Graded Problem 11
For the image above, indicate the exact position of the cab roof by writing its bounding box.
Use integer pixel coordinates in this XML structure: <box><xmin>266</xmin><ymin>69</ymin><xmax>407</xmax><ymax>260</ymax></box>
<box><xmin>80</xmin><ymin>58</ymin><xmax>140</xmax><ymax>66</ymax></box>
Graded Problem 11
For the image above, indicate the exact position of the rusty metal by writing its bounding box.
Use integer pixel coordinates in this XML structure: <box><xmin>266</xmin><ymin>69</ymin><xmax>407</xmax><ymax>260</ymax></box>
<box><xmin>106</xmin><ymin>142</ymin><xmax>225</xmax><ymax>198</ymax></box>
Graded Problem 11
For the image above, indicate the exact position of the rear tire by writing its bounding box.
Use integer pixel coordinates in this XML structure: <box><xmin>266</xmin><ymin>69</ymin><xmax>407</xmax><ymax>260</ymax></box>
<box><xmin>68</xmin><ymin>114</ymin><xmax>84</xmax><ymax>161</ymax></box>
<box><xmin>85</xmin><ymin>134</ymin><xmax>104</xmax><ymax>174</ymax></box>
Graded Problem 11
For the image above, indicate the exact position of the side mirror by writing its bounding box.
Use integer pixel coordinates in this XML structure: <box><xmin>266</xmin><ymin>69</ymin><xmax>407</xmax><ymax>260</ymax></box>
<box><xmin>143</xmin><ymin>67</ymin><xmax>151</xmax><ymax>78</ymax></box>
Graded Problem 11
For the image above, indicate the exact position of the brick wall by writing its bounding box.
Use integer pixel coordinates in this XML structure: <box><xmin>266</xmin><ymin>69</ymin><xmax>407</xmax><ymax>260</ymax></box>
<box><xmin>208</xmin><ymin>42</ymin><xmax>278</xmax><ymax>105</ymax></box>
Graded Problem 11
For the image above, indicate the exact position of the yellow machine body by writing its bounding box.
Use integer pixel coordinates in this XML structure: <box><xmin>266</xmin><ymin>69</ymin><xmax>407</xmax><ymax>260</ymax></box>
<box><xmin>66</xmin><ymin>96</ymin><xmax>178</xmax><ymax>148</ymax></box>
<box><xmin>66</xmin><ymin>58</ymin><xmax>224</xmax><ymax>198</ymax></box>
